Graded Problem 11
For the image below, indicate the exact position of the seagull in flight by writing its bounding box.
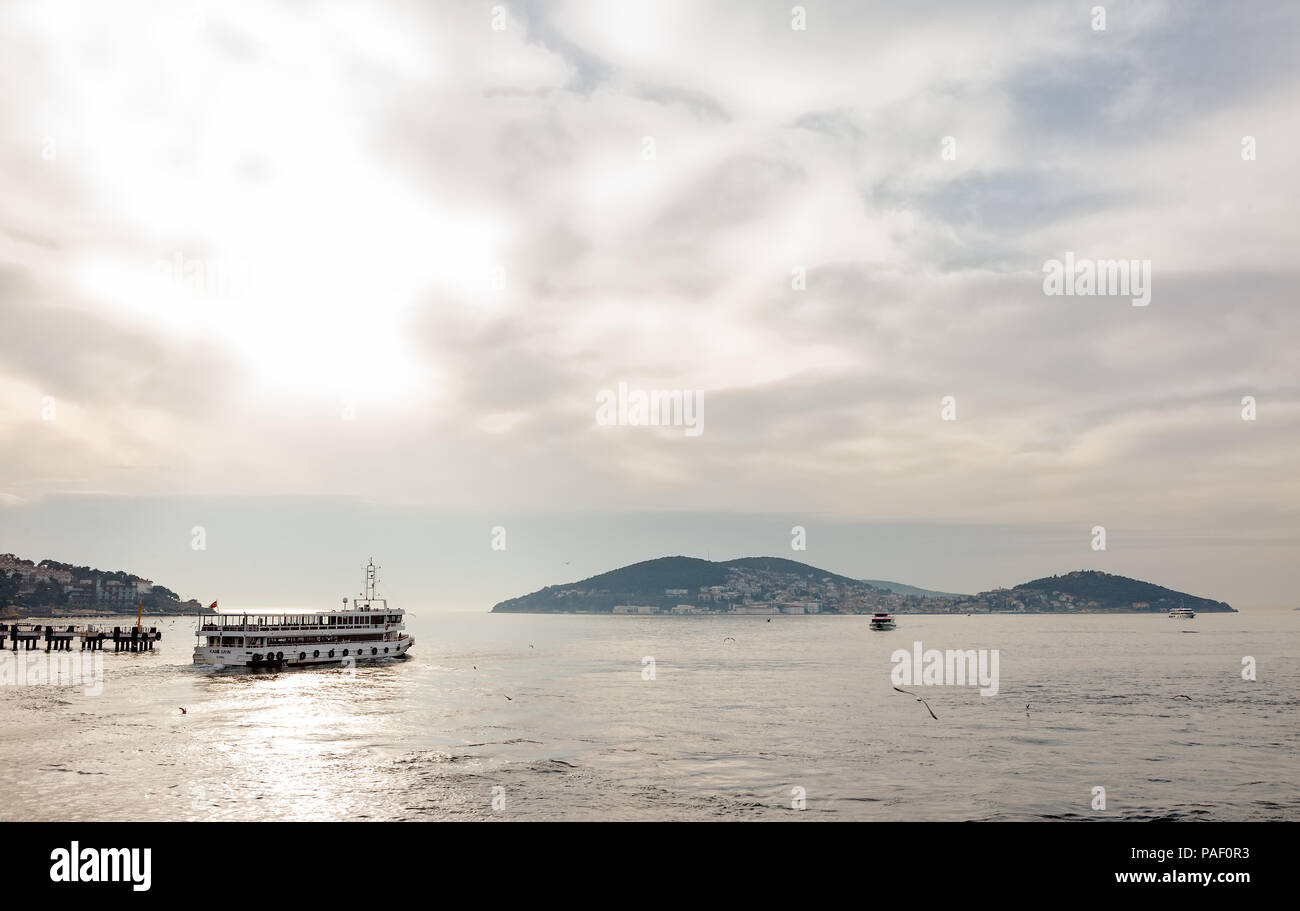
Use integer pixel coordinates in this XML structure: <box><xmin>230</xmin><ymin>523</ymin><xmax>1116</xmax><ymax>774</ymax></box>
<box><xmin>1172</xmin><ymin>694</ymin><xmax>1192</xmax><ymax>701</ymax></box>
<box><xmin>893</xmin><ymin>686</ymin><xmax>939</xmax><ymax>720</ymax></box>
<box><xmin>722</xmin><ymin>636</ymin><xmax>736</xmax><ymax>643</ymax></box>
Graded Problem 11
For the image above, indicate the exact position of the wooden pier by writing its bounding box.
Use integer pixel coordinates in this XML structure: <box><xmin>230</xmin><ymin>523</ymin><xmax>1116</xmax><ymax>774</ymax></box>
<box><xmin>0</xmin><ymin>623</ymin><xmax>161</xmax><ymax>652</ymax></box>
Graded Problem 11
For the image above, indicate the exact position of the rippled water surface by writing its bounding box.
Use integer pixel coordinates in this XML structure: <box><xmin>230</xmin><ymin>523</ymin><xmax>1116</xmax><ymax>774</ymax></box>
<box><xmin>1</xmin><ymin>611</ymin><xmax>1296</xmax><ymax>820</ymax></box>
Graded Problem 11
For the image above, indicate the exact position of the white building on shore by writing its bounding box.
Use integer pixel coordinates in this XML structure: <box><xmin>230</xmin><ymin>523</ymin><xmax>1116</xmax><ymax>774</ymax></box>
<box><xmin>730</xmin><ymin>603</ymin><xmax>778</xmax><ymax>615</ymax></box>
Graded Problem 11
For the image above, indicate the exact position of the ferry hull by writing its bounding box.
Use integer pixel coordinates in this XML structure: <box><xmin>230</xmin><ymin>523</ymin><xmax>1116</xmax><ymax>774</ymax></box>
<box><xmin>193</xmin><ymin>635</ymin><xmax>414</xmax><ymax>668</ymax></box>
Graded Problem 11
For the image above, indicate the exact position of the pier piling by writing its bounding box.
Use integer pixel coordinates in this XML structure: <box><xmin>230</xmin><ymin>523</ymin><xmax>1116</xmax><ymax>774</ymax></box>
<box><xmin>0</xmin><ymin>622</ymin><xmax>158</xmax><ymax>654</ymax></box>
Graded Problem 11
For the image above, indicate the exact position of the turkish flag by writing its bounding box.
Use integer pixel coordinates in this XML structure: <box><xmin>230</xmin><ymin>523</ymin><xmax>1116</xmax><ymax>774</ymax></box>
<box><xmin>208</xmin><ymin>600</ymin><xmax>218</xmax><ymax>611</ymax></box>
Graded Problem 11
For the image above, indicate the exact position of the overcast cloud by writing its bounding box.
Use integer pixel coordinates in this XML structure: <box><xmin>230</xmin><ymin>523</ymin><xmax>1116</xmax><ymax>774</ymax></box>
<box><xmin>1</xmin><ymin>1</ymin><xmax>1296</xmax><ymax>609</ymax></box>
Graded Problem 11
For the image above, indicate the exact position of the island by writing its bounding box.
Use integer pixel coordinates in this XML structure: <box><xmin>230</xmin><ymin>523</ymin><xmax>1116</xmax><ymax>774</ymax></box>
<box><xmin>490</xmin><ymin>556</ymin><xmax>1235</xmax><ymax>615</ymax></box>
<box><xmin>0</xmin><ymin>553</ymin><xmax>204</xmax><ymax>618</ymax></box>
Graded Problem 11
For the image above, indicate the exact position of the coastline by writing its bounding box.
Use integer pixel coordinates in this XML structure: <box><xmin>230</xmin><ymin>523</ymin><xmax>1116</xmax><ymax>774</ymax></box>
<box><xmin>489</xmin><ymin>608</ymin><xmax>1240</xmax><ymax>616</ymax></box>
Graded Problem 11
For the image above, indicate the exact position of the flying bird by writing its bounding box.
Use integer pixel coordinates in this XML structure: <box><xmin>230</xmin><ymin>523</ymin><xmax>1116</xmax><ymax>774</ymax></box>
<box><xmin>1172</xmin><ymin>694</ymin><xmax>1192</xmax><ymax>701</ymax></box>
<box><xmin>723</xmin><ymin>636</ymin><xmax>736</xmax><ymax>643</ymax></box>
<box><xmin>178</xmin><ymin>707</ymin><xmax>187</xmax><ymax>715</ymax></box>
<box><xmin>893</xmin><ymin>686</ymin><xmax>939</xmax><ymax>721</ymax></box>
<box><xmin>503</xmin><ymin>695</ymin><xmax>513</xmax><ymax>701</ymax></box>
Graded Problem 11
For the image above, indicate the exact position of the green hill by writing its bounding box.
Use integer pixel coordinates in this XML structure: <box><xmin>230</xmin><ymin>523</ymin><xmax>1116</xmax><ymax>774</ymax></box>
<box><xmin>490</xmin><ymin>557</ymin><xmax>1235</xmax><ymax>615</ymax></box>
<box><xmin>1003</xmin><ymin>570</ymin><xmax>1234</xmax><ymax>612</ymax></box>
<box><xmin>721</xmin><ymin>556</ymin><xmax>857</xmax><ymax>583</ymax></box>
<box><xmin>490</xmin><ymin>555</ymin><xmax>875</xmax><ymax>614</ymax></box>
<box><xmin>574</xmin><ymin>556</ymin><xmax>731</xmax><ymax>592</ymax></box>
<box><xmin>0</xmin><ymin>553</ymin><xmax>203</xmax><ymax>616</ymax></box>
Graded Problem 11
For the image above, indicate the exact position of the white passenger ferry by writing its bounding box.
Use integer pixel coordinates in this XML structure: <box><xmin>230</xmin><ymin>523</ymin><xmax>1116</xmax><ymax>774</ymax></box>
<box><xmin>193</xmin><ymin>560</ymin><xmax>413</xmax><ymax>668</ymax></box>
<box><xmin>1168</xmin><ymin>606</ymin><xmax>1196</xmax><ymax>619</ymax></box>
<box><xmin>869</xmin><ymin>612</ymin><xmax>897</xmax><ymax>630</ymax></box>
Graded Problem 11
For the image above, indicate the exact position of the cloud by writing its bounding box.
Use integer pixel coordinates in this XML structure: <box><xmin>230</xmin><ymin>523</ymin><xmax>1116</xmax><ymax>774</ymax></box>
<box><xmin>0</xmin><ymin>265</ymin><xmax>243</xmax><ymax>414</ymax></box>
<box><xmin>0</xmin><ymin>0</ymin><xmax>1295</xmax><ymax>613</ymax></box>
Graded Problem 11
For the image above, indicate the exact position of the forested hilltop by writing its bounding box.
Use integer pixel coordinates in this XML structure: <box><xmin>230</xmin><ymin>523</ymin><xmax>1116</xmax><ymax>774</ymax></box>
<box><xmin>0</xmin><ymin>553</ymin><xmax>203</xmax><ymax>618</ymax></box>
<box><xmin>491</xmin><ymin>558</ymin><xmax>1234</xmax><ymax>614</ymax></box>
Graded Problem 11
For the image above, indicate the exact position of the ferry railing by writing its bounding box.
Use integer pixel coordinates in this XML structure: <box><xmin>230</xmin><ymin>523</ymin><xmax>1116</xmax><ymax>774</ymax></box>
<box><xmin>198</xmin><ymin>622</ymin><xmax>396</xmax><ymax>632</ymax></box>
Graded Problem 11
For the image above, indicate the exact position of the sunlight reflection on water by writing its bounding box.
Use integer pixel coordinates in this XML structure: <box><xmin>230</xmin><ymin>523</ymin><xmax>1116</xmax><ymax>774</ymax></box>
<box><xmin>1</xmin><ymin>611</ymin><xmax>1296</xmax><ymax>821</ymax></box>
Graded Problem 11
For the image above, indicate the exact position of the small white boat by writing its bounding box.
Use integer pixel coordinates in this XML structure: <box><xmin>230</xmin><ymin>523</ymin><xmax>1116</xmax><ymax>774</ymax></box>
<box><xmin>869</xmin><ymin>612</ymin><xmax>896</xmax><ymax>630</ymax></box>
<box><xmin>1168</xmin><ymin>607</ymin><xmax>1196</xmax><ymax>619</ymax></box>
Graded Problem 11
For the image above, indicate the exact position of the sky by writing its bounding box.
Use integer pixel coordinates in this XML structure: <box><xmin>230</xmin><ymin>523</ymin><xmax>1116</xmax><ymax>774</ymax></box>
<box><xmin>1</xmin><ymin>1</ymin><xmax>1297</xmax><ymax>611</ymax></box>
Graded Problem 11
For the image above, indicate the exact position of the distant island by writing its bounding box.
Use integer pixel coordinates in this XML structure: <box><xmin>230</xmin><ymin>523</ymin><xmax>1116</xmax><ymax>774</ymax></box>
<box><xmin>490</xmin><ymin>556</ymin><xmax>1235</xmax><ymax>615</ymax></box>
<box><xmin>0</xmin><ymin>553</ymin><xmax>204</xmax><ymax>618</ymax></box>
